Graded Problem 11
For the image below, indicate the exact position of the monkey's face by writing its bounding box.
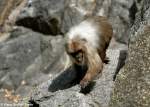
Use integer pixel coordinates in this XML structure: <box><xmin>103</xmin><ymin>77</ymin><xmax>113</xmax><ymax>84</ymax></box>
<box><xmin>69</xmin><ymin>50</ymin><xmax>84</xmax><ymax>65</ymax></box>
<box><xmin>65</xmin><ymin>39</ymin><xmax>87</xmax><ymax>66</ymax></box>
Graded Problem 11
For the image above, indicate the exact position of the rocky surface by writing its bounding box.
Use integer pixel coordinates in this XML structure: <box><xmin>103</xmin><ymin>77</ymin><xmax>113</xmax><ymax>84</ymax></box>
<box><xmin>0</xmin><ymin>0</ymin><xmax>149</xmax><ymax>107</ymax></box>
<box><xmin>110</xmin><ymin>0</ymin><xmax>150</xmax><ymax>107</ymax></box>
<box><xmin>110</xmin><ymin>26</ymin><xmax>150</xmax><ymax>107</ymax></box>
<box><xmin>0</xmin><ymin>26</ymin><xmax>66</xmax><ymax>91</ymax></box>
<box><xmin>29</xmin><ymin>49</ymin><xmax>120</xmax><ymax>107</ymax></box>
<box><xmin>16</xmin><ymin>0</ymin><xmax>94</xmax><ymax>35</ymax></box>
<box><xmin>0</xmin><ymin>0</ymin><xmax>129</xmax><ymax>92</ymax></box>
<box><xmin>16</xmin><ymin>0</ymin><xmax>136</xmax><ymax>44</ymax></box>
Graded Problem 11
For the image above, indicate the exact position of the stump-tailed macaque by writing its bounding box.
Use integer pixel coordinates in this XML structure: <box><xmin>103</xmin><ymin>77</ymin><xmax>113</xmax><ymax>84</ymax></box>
<box><xmin>65</xmin><ymin>16</ymin><xmax>113</xmax><ymax>88</ymax></box>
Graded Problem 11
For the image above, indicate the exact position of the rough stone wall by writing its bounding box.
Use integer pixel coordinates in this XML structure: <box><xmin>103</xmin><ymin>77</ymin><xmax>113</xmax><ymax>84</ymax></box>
<box><xmin>0</xmin><ymin>0</ymin><xmax>149</xmax><ymax>106</ymax></box>
<box><xmin>109</xmin><ymin>0</ymin><xmax>150</xmax><ymax>107</ymax></box>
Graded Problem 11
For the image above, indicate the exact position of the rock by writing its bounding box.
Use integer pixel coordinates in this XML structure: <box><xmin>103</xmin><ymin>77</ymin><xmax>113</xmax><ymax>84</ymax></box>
<box><xmin>15</xmin><ymin>0</ymin><xmax>135</xmax><ymax>44</ymax></box>
<box><xmin>16</xmin><ymin>0</ymin><xmax>66</xmax><ymax>35</ymax></box>
<box><xmin>0</xmin><ymin>27</ymin><xmax>66</xmax><ymax>90</ymax></box>
<box><xmin>0</xmin><ymin>0</ymin><xmax>25</xmax><ymax>33</ymax></box>
<box><xmin>1</xmin><ymin>0</ymin><xmax>149</xmax><ymax>106</ymax></box>
<box><xmin>109</xmin><ymin>0</ymin><xmax>135</xmax><ymax>44</ymax></box>
<box><xmin>110</xmin><ymin>0</ymin><xmax>150</xmax><ymax>106</ymax></box>
<box><xmin>29</xmin><ymin>49</ymin><xmax>120</xmax><ymax>107</ymax></box>
<box><xmin>16</xmin><ymin>0</ymin><xmax>97</xmax><ymax>35</ymax></box>
<box><xmin>110</xmin><ymin>26</ymin><xmax>150</xmax><ymax>107</ymax></box>
<box><xmin>113</xmin><ymin>50</ymin><xmax>128</xmax><ymax>81</ymax></box>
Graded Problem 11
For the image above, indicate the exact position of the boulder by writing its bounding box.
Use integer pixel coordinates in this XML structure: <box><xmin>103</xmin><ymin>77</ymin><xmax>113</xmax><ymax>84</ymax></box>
<box><xmin>16</xmin><ymin>0</ymin><xmax>135</xmax><ymax>43</ymax></box>
<box><xmin>0</xmin><ymin>27</ymin><xmax>66</xmax><ymax>91</ymax></box>
<box><xmin>29</xmin><ymin>49</ymin><xmax>120</xmax><ymax>107</ymax></box>
<box><xmin>110</xmin><ymin>0</ymin><xmax>150</xmax><ymax>106</ymax></box>
<box><xmin>110</xmin><ymin>26</ymin><xmax>150</xmax><ymax>107</ymax></box>
<box><xmin>16</xmin><ymin>0</ymin><xmax>86</xmax><ymax>35</ymax></box>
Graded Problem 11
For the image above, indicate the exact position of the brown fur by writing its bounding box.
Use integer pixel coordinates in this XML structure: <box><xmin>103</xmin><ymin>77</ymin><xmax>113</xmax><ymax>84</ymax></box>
<box><xmin>66</xmin><ymin>16</ymin><xmax>113</xmax><ymax>88</ymax></box>
<box><xmin>85</xmin><ymin>16</ymin><xmax>113</xmax><ymax>62</ymax></box>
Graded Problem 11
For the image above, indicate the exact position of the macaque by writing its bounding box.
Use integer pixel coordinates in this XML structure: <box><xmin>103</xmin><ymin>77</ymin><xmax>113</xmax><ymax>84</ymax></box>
<box><xmin>65</xmin><ymin>16</ymin><xmax>113</xmax><ymax>88</ymax></box>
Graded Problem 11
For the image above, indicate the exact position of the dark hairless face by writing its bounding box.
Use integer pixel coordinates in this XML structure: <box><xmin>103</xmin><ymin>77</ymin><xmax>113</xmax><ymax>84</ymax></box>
<box><xmin>65</xmin><ymin>39</ymin><xmax>87</xmax><ymax>65</ymax></box>
<box><xmin>69</xmin><ymin>50</ymin><xmax>84</xmax><ymax>65</ymax></box>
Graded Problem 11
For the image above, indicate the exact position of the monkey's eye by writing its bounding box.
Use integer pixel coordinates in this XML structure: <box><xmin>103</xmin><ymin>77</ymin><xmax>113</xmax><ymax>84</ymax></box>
<box><xmin>69</xmin><ymin>49</ymin><xmax>81</xmax><ymax>56</ymax></box>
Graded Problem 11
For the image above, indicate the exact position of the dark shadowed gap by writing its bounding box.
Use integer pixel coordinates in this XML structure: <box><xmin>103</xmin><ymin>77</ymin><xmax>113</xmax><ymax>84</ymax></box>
<box><xmin>113</xmin><ymin>50</ymin><xmax>127</xmax><ymax>81</ymax></box>
<box><xmin>16</xmin><ymin>16</ymin><xmax>62</xmax><ymax>35</ymax></box>
<box><xmin>129</xmin><ymin>2</ymin><xmax>138</xmax><ymax>25</ymax></box>
<box><xmin>29</xmin><ymin>99</ymin><xmax>40</xmax><ymax>107</ymax></box>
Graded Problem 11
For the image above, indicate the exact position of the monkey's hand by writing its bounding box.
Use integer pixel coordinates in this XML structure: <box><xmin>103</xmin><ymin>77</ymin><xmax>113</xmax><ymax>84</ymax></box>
<box><xmin>80</xmin><ymin>78</ymin><xmax>90</xmax><ymax>88</ymax></box>
<box><xmin>79</xmin><ymin>73</ymin><xmax>91</xmax><ymax>88</ymax></box>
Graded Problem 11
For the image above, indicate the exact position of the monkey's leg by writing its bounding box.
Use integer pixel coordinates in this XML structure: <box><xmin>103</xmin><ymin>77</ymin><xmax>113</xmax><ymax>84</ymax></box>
<box><xmin>80</xmin><ymin>63</ymin><xmax>103</xmax><ymax>88</ymax></box>
<box><xmin>80</xmin><ymin>47</ymin><xmax>103</xmax><ymax>88</ymax></box>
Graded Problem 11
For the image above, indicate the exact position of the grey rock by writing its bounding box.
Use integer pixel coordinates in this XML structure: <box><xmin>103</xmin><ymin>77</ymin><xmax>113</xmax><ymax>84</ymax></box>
<box><xmin>129</xmin><ymin>0</ymin><xmax>150</xmax><ymax>43</ymax></box>
<box><xmin>16</xmin><ymin>0</ymin><xmax>86</xmax><ymax>35</ymax></box>
<box><xmin>110</xmin><ymin>0</ymin><xmax>150</xmax><ymax>106</ymax></box>
<box><xmin>1</xmin><ymin>0</ymin><xmax>148</xmax><ymax>106</ymax></box>
<box><xmin>109</xmin><ymin>0</ymin><xmax>134</xmax><ymax>44</ymax></box>
<box><xmin>0</xmin><ymin>27</ymin><xmax>66</xmax><ymax>90</ymax></box>
<box><xmin>16</xmin><ymin>0</ymin><xmax>66</xmax><ymax>35</ymax></box>
<box><xmin>15</xmin><ymin>0</ymin><xmax>134</xmax><ymax>44</ymax></box>
<box><xmin>29</xmin><ymin>49</ymin><xmax>120</xmax><ymax>107</ymax></box>
<box><xmin>110</xmin><ymin>26</ymin><xmax>150</xmax><ymax>107</ymax></box>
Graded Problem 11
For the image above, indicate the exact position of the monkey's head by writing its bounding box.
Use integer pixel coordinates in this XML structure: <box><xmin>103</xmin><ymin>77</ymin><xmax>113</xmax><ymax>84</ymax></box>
<box><xmin>65</xmin><ymin>37</ymin><xmax>87</xmax><ymax>66</ymax></box>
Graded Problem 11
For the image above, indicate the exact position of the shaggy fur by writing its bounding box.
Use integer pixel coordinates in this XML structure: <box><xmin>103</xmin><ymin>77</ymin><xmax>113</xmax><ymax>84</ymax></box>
<box><xmin>65</xmin><ymin>16</ymin><xmax>113</xmax><ymax>88</ymax></box>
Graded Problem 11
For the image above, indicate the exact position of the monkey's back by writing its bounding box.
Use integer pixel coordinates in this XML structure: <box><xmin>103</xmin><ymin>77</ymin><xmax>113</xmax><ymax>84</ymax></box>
<box><xmin>85</xmin><ymin>16</ymin><xmax>113</xmax><ymax>62</ymax></box>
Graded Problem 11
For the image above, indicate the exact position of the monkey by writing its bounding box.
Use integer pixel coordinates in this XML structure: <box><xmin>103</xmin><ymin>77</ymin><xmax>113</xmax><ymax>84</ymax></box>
<box><xmin>65</xmin><ymin>16</ymin><xmax>113</xmax><ymax>88</ymax></box>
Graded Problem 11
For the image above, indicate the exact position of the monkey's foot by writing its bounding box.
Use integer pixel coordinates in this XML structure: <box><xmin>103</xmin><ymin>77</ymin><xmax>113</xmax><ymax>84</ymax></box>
<box><xmin>80</xmin><ymin>79</ymin><xmax>90</xmax><ymax>88</ymax></box>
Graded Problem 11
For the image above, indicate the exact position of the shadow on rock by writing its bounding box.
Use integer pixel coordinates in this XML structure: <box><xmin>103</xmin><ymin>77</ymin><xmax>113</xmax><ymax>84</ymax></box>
<box><xmin>113</xmin><ymin>50</ymin><xmax>127</xmax><ymax>81</ymax></box>
<box><xmin>48</xmin><ymin>64</ymin><xmax>95</xmax><ymax>94</ymax></box>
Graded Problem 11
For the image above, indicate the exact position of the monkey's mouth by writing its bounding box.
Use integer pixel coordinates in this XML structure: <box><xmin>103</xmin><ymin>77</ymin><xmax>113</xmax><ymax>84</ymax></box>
<box><xmin>67</xmin><ymin>49</ymin><xmax>84</xmax><ymax>65</ymax></box>
<box><xmin>74</xmin><ymin>53</ymin><xmax>84</xmax><ymax>65</ymax></box>
<box><xmin>75</xmin><ymin>57</ymin><xmax>83</xmax><ymax>64</ymax></box>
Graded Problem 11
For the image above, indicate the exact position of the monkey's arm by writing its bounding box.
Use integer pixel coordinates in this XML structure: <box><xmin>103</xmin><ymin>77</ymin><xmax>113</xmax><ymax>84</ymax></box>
<box><xmin>80</xmin><ymin>45</ymin><xmax>103</xmax><ymax>88</ymax></box>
